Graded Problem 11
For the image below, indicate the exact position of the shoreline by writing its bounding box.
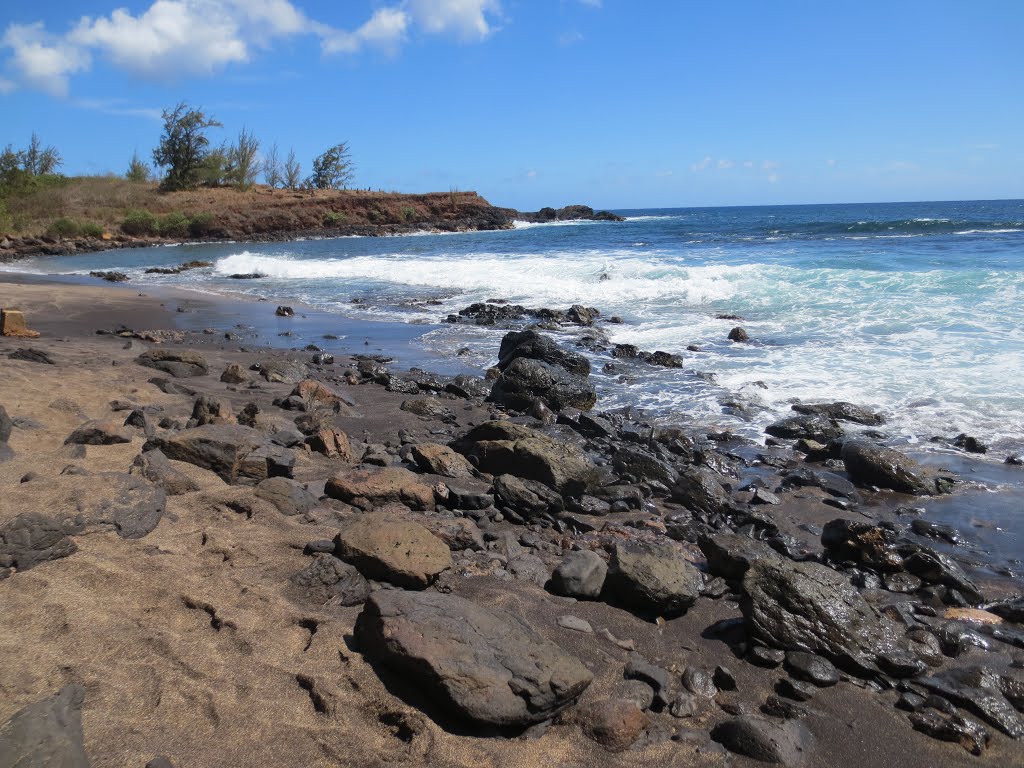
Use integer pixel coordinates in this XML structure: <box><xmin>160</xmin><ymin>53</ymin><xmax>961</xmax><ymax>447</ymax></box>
<box><xmin>1</xmin><ymin>277</ymin><xmax>1022</xmax><ymax>766</ymax></box>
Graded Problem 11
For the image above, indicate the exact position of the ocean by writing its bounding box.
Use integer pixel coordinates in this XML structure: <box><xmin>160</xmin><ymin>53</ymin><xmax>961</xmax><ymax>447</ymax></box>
<box><xmin>9</xmin><ymin>198</ymin><xmax>1024</xmax><ymax>459</ymax></box>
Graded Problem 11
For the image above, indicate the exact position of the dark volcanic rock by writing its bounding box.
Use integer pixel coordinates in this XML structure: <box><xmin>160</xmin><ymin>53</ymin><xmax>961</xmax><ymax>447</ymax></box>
<box><xmin>492</xmin><ymin>474</ymin><xmax>564</xmax><ymax>518</ymax></box>
<box><xmin>190</xmin><ymin>395</ymin><xmax>235</xmax><ymax>426</ymax></box>
<box><xmin>0</xmin><ymin>684</ymin><xmax>89</xmax><ymax>767</ymax></box>
<box><xmin>903</xmin><ymin>549</ymin><xmax>983</xmax><ymax>603</ymax></box>
<box><xmin>765</xmin><ymin>414</ymin><xmax>844</xmax><ymax>443</ymax></box>
<box><xmin>603</xmin><ymin>540</ymin><xmax>703</xmax><ymax>618</ymax></box>
<box><xmin>136</xmin><ymin>349</ymin><xmax>208</xmax><ymax>378</ymax></box>
<box><xmin>908</xmin><ymin>711</ymin><xmax>990</xmax><ymax>755</ymax></box>
<box><xmin>821</xmin><ymin>519</ymin><xmax>904</xmax><ymax>572</ymax></box>
<box><xmin>0</xmin><ymin>404</ymin><xmax>12</xmax><ymax>443</ymax></box>
<box><xmin>727</xmin><ymin>327</ymin><xmax>749</xmax><ymax>342</ymax></box>
<box><xmin>711</xmin><ymin>715</ymin><xmax>813</xmax><ymax>766</ymax></box>
<box><xmin>453</xmin><ymin>421</ymin><xmax>596</xmax><ymax>496</ymax></box>
<box><xmin>741</xmin><ymin>558</ymin><xmax>900</xmax><ymax>675</ymax></box>
<box><xmin>290</xmin><ymin>554</ymin><xmax>370</xmax><ymax>607</ymax></box>
<box><xmin>549</xmin><ymin>550</ymin><xmax>607</xmax><ymax>599</ymax></box>
<box><xmin>489</xmin><ymin>357</ymin><xmax>597</xmax><ymax>412</ymax></box>
<box><xmin>792</xmin><ymin>401</ymin><xmax>884</xmax><ymax>426</ymax></box>
<box><xmin>497</xmin><ymin>330</ymin><xmax>591</xmax><ymax>376</ymax></box>
<box><xmin>147</xmin><ymin>424</ymin><xmax>295</xmax><ymax>485</ymax></box>
<box><xmin>698</xmin><ymin>532</ymin><xmax>778</xmax><ymax>581</ymax></box>
<box><xmin>7</xmin><ymin>347</ymin><xmax>56</xmax><ymax>364</ymax></box>
<box><xmin>917</xmin><ymin>667</ymin><xmax>1024</xmax><ymax>738</ymax></box>
<box><xmin>0</xmin><ymin>513</ymin><xmax>79</xmax><ymax>571</ymax></box>
<box><xmin>575</xmin><ymin>699</ymin><xmax>648</xmax><ymax>751</ymax></box>
<box><xmin>354</xmin><ymin>589</ymin><xmax>593</xmax><ymax>727</ymax></box>
<box><xmin>64</xmin><ymin>419</ymin><xmax>133</xmax><ymax>446</ymax></box>
<box><xmin>130</xmin><ymin>449</ymin><xmax>200</xmax><ymax>496</ymax></box>
<box><xmin>784</xmin><ymin>652</ymin><xmax>840</xmax><ymax>687</ymax></box>
<box><xmin>325</xmin><ymin>467</ymin><xmax>435</xmax><ymax>510</ymax></box>
<box><xmin>840</xmin><ymin>440</ymin><xmax>934</xmax><ymax>495</ymax></box>
<box><xmin>671</xmin><ymin>465</ymin><xmax>732</xmax><ymax>515</ymax></box>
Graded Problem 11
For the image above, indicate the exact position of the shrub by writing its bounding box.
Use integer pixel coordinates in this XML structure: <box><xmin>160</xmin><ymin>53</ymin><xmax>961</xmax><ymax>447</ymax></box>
<box><xmin>323</xmin><ymin>211</ymin><xmax>347</xmax><ymax>227</ymax></box>
<box><xmin>188</xmin><ymin>212</ymin><xmax>214</xmax><ymax>237</ymax></box>
<box><xmin>46</xmin><ymin>218</ymin><xmax>85</xmax><ymax>237</ymax></box>
<box><xmin>158</xmin><ymin>211</ymin><xmax>191</xmax><ymax>237</ymax></box>
<box><xmin>401</xmin><ymin>206</ymin><xmax>416</xmax><ymax>221</ymax></box>
<box><xmin>121</xmin><ymin>209</ymin><xmax>158</xmax><ymax>236</ymax></box>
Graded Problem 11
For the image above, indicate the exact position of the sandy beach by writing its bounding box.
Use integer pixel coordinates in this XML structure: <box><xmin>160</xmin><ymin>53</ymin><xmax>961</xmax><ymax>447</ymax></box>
<box><xmin>1</xmin><ymin>278</ymin><xmax>1022</xmax><ymax>767</ymax></box>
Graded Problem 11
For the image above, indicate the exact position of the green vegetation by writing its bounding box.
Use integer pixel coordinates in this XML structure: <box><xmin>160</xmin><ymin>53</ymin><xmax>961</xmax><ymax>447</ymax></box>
<box><xmin>401</xmin><ymin>206</ymin><xmax>416</xmax><ymax>221</ymax></box>
<box><xmin>308</xmin><ymin>142</ymin><xmax>354</xmax><ymax>190</ymax></box>
<box><xmin>126</xmin><ymin>151</ymin><xmax>151</xmax><ymax>183</ymax></box>
<box><xmin>45</xmin><ymin>218</ymin><xmax>104</xmax><ymax>238</ymax></box>
<box><xmin>152</xmin><ymin>103</ymin><xmax>223</xmax><ymax>191</ymax></box>
<box><xmin>323</xmin><ymin>211</ymin><xmax>347</xmax><ymax>226</ymax></box>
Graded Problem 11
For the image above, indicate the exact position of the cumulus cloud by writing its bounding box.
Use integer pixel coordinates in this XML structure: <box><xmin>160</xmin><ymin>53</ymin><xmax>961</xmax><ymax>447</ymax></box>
<box><xmin>1</xmin><ymin>0</ymin><xmax>503</xmax><ymax>96</ymax></box>
<box><xmin>1</xmin><ymin>22</ymin><xmax>90</xmax><ymax>96</ymax></box>
<box><xmin>406</xmin><ymin>0</ymin><xmax>501</xmax><ymax>41</ymax></box>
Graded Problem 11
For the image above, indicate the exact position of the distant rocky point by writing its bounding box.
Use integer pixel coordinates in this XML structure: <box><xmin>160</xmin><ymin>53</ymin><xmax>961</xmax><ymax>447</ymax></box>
<box><xmin>515</xmin><ymin>204</ymin><xmax>625</xmax><ymax>223</ymax></box>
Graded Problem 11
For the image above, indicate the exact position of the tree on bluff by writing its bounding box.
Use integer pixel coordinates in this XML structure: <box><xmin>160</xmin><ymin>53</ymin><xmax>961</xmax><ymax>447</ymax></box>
<box><xmin>308</xmin><ymin>142</ymin><xmax>355</xmax><ymax>190</ymax></box>
<box><xmin>153</xmin><ymin>103</ymin><xmax>222</xmax><ymax>191</ymax></box>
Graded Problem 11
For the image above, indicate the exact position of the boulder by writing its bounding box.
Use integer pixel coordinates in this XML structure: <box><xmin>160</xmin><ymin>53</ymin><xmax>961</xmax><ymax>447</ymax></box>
<box><xmin>355</xmin><ymin>589</ymin><xmax>592</xmax><ymax>727</ymax></box>
<box><xmin>765</xmin><ymin>414</ymin><xmax>844</xmax><ymax>443</ymax></box>
<box><xmin>147</xmin><ymin>424</ymin><xmax>295</xmax><ymax>485</ymax></box>
<box><xmin>611</xmin><ymin>445</ymin><xmax>678</xmax><ymax>486</ymax></box>
<box><xmin>259</xmin><ymin>360</ymin><xmax>308</xmax><ymax>384</ymax></box>
<box><xmin>904</xmin><ymin>549</ymin><xmax>983</xmax><ymax>603</ymax></box>
<box><xmin>489</xmin><ymin>357</ymin><xmax>597</xmax><ymax>412</ymax></box>
<box><xmin>130</xmin><ymin>449</ymin><xmax>200</xmax><ymax>495</ymax></box>
<box><xmin>711</xmin><ymin>716</ymin><xmax>813</xmax><ymax>766</ymax></box>
<box><xmin>290</xmin><ymin>379</ymin><xmax>347</xmax><ymax>411</ymax></box>
<box><xmin>0</xmin><ymin>685</ymin><xmax>89</xmax><ymax>767</ymax></box>
<box><xmin>492</xmin><ymin>474</ymin><xmax>564</xmax><ymax>518</ymax></box>
<box><xmin>792</xmin><ymin>401</ymin><xmax>885</xmax><ymax>426</ymax></box>
<box><xmin>909</xmin><ymin>711</ymin><xmax>990</xmax><ymax>756</ymax></box>
<box><xmin>917</xmin><ymin>667</ymin><xmax>1023</xmax><ymax>739</ymax></box>
<box><xmin>840</xmin><ymin>440</ymin><xmax>934</xmax><ymax>495</ymax></box>
<box><xmin>575</xmin><ymin>699</ymin><xmax>648</xmax><ymax>751</ymax></box>
<box><xmin>603</xmin><ymin>540</ymin><xmax>703</xmax><ymax>618</ymax></box>
<box><xmin>400</xmin><ymin>398</ymin><xmax>455</xmax><ymax>421</ymax></box>
<box><xmin>671</xmin><ymin>466</ymin><xmax>732</xmax><ymax>515</ymax></box>
<box><xmin>324</xmin><ymin>467</ymin><xmax>435</xmax><ymax>511</ymax></box>
<box><xmin>190</xmin><ymin>396</ymin><xmax>234</xmax><ymax>426</ymax></box>
<box><xmin>289</xmin><ymin>554</ymin><xmax>370</xmax><ymax>607</ymax></box>
<box><xmin>408</xmin><ymin>443</ymin><xmax>475</xmax><ymax>479</ymax></box>
<box><xmin>0</xmin><ymin>513</ymin><xmax>78</xmax><ymax>571</ymax></box>
<box><xmin>727</xmin><ymin>327</ymin><xmax>749</xmax><ymax>342</ymax></box>
<box><xmin>549</xmin><ymin>550</ymin><xmax>607</xmax><ymax>598</ymax></box>
<box><xmin>741</xmin><ymin>558</ymin><xmax>901</xmax><ymax>675</ymax></box>
<box><xmin>820</xmin><ymin>519</ymin><xmax>903</xmax><ymax>572</ymax></box>
<box><xmin>698</xmin><ymin>532</ymin><xmax>778</xmax><ymax>581</ymax></box>
<box><xmin>64</xmin><ymin>420</ymin><xmax>133</xmax><ymax>446</ymax></box>
<box><xmin>136</xmin><ymin>349</ymin><xmax>208</xmax><ymax>378</ymax></box>
<box><xmin>219</xmin><ymin>363</ymin><xmax>249</xmax><ymax>384</ymax></box>
<box><xmin>334</xmin><ymin>513</ymin><xmax>451</xmax><ymax>588</ymax></box>
<box><xmin>452</xmin><ymin>421</ymin><xmax>595</xmax><ymax>496</ymax></box>
<box><xmin>305</xmin><ymin>428</ymin><xmax>354</xmax><ymax>460</ymax></box>
<box><xmin>496</xmin><ymin>330</ymin><xmax>591</xmax><ymax>376</ymax></box>
<box><xmin>254</xmin><ymin>477</ymin><xmax>317</xmax><ymax>516</ymax></box>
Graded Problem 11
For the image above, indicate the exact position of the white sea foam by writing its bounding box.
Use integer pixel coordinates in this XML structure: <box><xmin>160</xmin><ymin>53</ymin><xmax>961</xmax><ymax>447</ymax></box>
<box><xmin>955</xmin><ymin>229</ymin><xmax>1023</xmax><ymax>235</ymax></box>
<box><xmin>511</xmin><ymin>219</ymin><xmax>595</xmax><ymax>229</ymax></box>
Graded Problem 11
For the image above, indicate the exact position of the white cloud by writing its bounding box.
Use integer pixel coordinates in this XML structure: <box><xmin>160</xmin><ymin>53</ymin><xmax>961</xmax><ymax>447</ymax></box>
<box><xmin>716</xmin><ymin>158</ymin><xmax>734</xmax><ymax>169</ymax></box>
<box><xmin>655</xmin><ymin>170</ymin><xmax>673</xmax><ymax>178</ymax></box>
<box><xmin>406</xmin><ymin>0</ymin><xmax>501</xmax><ymax>41</ymax></box>
<box><xmin>1</xmin><ymin>0</ymin><xmax>503</xmax><ymax>95</ymax></box>
<box><xmin>690</xmin><ymin>156</ymin><xmax>712</xmax><ymax>172</ymax></box>
<box><xmin>767</xmin><ymin>173</ymin><xmax>779</xmax><ymax>183</ymax></box>
<box><xmin>578</xmin><ymin>0</ymin><xmax>602</xmax><ymax>6</ymax></box>
<box><xmin>971</xmin><ymin>143</ymin><xmax>999</xmax><ymax>151</ymax></box>
<box><xmin>761</xmin><ymin>159</ymin><xmax>780</xmax><ymax>171</ymax></box>
<box><xmin>742</xmin><ymin>160</ymin><xmax>754</xmax><ymax>168</ymax></box>
<box><xmin>826</xmin><ymin>158</ymin><xmax>836</xmax><ymax>167</ymax></box>
<box><xmin>321</xmin><ymin>7</ymin><xmax>409</xmax><ymax>55</ymax></box>
<box><xmin>1</xmin><ymin>22</ymin><xmax>90</xmax><ymax>96</ymax></box>
<box><xmin>74</xmin><ymin>97</ymin><xmax>162</xmax><ymax>121</ymax></box>
<box><xmin>525</xmin><ymin>169</ymin><xmax>537</xmax><ymax>178</ymax></box>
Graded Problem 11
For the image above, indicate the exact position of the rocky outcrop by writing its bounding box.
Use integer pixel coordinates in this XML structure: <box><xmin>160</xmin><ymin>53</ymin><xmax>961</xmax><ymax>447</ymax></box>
<box><xmin>0</xmin><ymin>513</ymin><xmax>79</xmax><ymax>572</ymax></box>
<box><xmin>516</xmin><ymin>204</ymin><xmax>624</xmax><ymax>223</ymax></box>
<box><xmin>355</xmin><ymin>590</ymin><xmax>592</xmax><ymax>727</ymax></box>
<box><xmin>130</xmin><ymin>449</ymin><xmax>200</xmax><ymax>496</ymax></box>
<box><xmin>289</xmin><ymin>555</ymin><xmax>370</xmax><ymax>607</ymax></box>
<box><xmin>549</xmin><ymin>550</ymin><xmax>607</xmax><ymax>598</ymax></box>
<box><xmin>64</xmin><ymin>419</ymin><xmax>133</xmax><ymax>446</ymax></box>
<box><xmin>489</xmin><ymin>357</ymin><xmax>597</xmax><ymax>412</ymax></box>
<box><xmin>254</xmin><ymin>477</ymin><xmax>317</xmax><ymax>516</ymax></box>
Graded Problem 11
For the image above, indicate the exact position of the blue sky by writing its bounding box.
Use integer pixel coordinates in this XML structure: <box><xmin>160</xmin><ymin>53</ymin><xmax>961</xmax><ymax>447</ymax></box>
<box><xmin>1</xmin><ymin>0</ymin><xmax>1021</xmax><ymax>210</ymax></box>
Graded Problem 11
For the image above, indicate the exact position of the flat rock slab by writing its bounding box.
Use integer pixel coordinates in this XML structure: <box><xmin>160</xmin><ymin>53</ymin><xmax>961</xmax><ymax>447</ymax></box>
<box><xmin>334</xmin><ymin>512</ymin><xmax>451</xmax><ymax>588</ymax></box>
<box><xmin>148</xmin><ymin>424</ymin><xmax>295</xmax><ymax>486</ymax></box>
<box><xmin>840</xmin><ymin>440</ymin><xmax>934</xmax><ymax>495</ymax></box>
<box><xmin>130</xmin><ymin>449</ymin><xmax>200</xmax><ymax>496</ymax></box>
<box><xmin>254</xmin><ymin>477</ymin><xmax>317</xmax><ymax>516</ymax></box>
<box><xmin>324</xmin><ymin>467</ymin><xmax>435</xmax><ymax>510</ymax></box>
<box><xmin>136</xmin><ymin>349</ymin><xmax>209</xmax><ymax>378</ymax></box>
<box><xmin>355</xmin><ymin>589</ymin><xmax>592</xmax><ymax>727</ymax></box>
<box><xmin>711</xmin><ymin>715</ymin><xmax>813</xmax><ymax>766</ymax></box>
<box><xmin>408</xmin><ymin>443</ymin><xmax>475</xmax><ymax>479</ymax></box>
<box><xmin>4</xmin><ymin>472</ymin><xmax>165</xmax><ymax>541</ymax></box>
<box><xmin>0</xmin><ymin>513</ymin><xmax>79</xmax><ymax>571</ymax></box>
<box><xmin>289</xmin><ymin>554</ymin><xmax>370</xmax><ymax>607</ymax></box>
<box><xmin>0</xmin><ymin>684</ymin><xmax>89</xmax><ymax>768</ymax></box>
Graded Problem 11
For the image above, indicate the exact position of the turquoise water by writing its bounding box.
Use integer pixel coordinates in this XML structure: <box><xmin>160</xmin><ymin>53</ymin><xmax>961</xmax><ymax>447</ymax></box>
<box><xmin>9</xmin><ymin>199</ymin><xmax>1024</xmax><ymax>457</ymax></box>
